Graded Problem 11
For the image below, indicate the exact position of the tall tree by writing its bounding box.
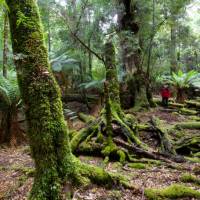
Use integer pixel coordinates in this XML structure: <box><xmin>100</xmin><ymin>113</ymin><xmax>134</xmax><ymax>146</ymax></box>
<box><xmin>165</xmin><ymin>0</ymin><xmax>191</xmax><ymax>72</ymax></box>
<box><xmin>6</xmin><ymin>0</ymin><xmax>118</xmax><ymax>199</ymax></box>
<box><xmin>2</xmin><ymin>10</ymin><xmax>9</xmax><ymax>78</ymax></box>
<box><xmin>117</xmin><ymin>0</ymin><xmax>149</xmax><ymax>110</ymax></box>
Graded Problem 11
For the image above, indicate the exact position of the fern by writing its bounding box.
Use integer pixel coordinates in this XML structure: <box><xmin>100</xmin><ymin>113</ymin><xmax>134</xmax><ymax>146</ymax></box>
<box><xmin>0</xmin><ymin>0</ymin><xmax>9</xmax><ymax>10</ymax></box>
<box><xmin>158</xmin><ymin>70</ymin><xmax>200</xmax><ymax>90</ymax></box>
<box><xmin>0</xmin><ymin>71</ymin><xmax>21</xmax><ymax>110</ymax></box>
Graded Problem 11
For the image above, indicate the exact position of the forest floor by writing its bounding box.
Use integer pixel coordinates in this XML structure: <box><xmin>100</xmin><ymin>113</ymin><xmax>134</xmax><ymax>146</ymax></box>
<box><xmin>0</xmin><ymin>104</ymin><xmax>200</xmax><ymax>200</ymax></box>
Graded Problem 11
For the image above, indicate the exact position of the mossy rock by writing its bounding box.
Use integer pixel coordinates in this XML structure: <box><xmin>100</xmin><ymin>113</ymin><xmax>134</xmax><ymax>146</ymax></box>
<box><xmin>180</xmin><ymin>173</ymin><xmax>200</xmax><ymax>186</ymax></box>
<box><xmin>145</xmin><ymin>184</ymin><xmax>200</xmax><ymax>200</ymax></box>
<box><xmin>128</xmin><ymin>163</ymin><xmax>147</xmax><ymax>169</ymax></box>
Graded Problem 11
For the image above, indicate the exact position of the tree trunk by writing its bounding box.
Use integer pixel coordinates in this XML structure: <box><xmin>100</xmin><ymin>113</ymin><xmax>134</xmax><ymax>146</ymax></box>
<box><xmin>170</xmin><ymin>15</ymin><xmax>177</xmax><ymax>73</ymax></box>
<box><xmin>146</xmin><ymin>0</ymin><xmax>156</xmax><ymax>107</ymax></box>
<box><xmin>47</xmin><ymin>5</ymin><xmax>51</xmax><ymax>53</ymax></box>
<box><xmin>118</xmin><ymin>0</ymin><xmax>149</xmax><ymax>110</ymax></box>
<box><xmin>7</xmin><ymin>1</ymin><xmax>119</xmax><ymax>199</ymax></box>
<box><xmin>0</xmin><ymin>110</ymin><xmax>11</xmax><ymax>144</ymax></box>
<box><xmin>7</xmin><ymin>0</ymin><xmax>74</xmax><ymax>198</ymax></box>
<box><xmin>176</xmin><ymin>88</ymin><xmax>186</xmax><ymax>103</ymax></box>
<box><xmin>3</xmin><ymin>11</ymin><xmax>9</xmax><ymax>78</ymax></box>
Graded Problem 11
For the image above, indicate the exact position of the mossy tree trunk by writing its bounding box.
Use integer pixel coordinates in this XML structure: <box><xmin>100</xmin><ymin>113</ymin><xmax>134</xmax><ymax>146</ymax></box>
<box><xmin>6</xmin><ymin>0</ymin><xmax>73</xmax><ymax>198</ymax></box>
<box><xmin>118</xmin><ymin>0</ymin><xmax>149</xmax><ymax>110</ymax></box>
<box><xmin>7</xmin><ymin>1</ymin><xmax>120</xmax><ymax>199</ymax></box>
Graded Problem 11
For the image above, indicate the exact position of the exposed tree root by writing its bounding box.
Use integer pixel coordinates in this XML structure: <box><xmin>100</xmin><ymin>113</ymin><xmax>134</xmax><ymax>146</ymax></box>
<box><xmin>149</xmin><ymin>117</ymin><xmax>176</xmax><ymax>155</ymax></box>
<box><xmin>175</xmin><ymin>134</ymin><xmax>200</xmax><ymax>155</ymax></box>
<box><xmin>71</xmin><ymin>110</ymin><xmax>185</xmax><ymax>163</ymax></box>
<box><xmin>71</xmin><ymin>42</ymin><xmax>187</xmax><ymax>165</ymax></box>
<box><xmin>185</xmin><ymin>100</ymin><xmax>200</xmax><ymax>109</ymax></box>
<box><xmin>175</xmin><ymin>122</ymin><xmax>200</xmax><ymax>129</ymax></box>
<box><xmin>66</xmin><ymin>156</ymin><xmax>131</xmax><ymax>188</ymax></box>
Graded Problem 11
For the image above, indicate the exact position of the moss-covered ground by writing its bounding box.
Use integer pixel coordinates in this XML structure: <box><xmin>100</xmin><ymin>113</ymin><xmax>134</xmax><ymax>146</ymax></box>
<box><xmin>0</xmin><ymin>101</ymin><xmax>199</xmax><ymax>199</ymax></box>
<box><xmin>0</xmin><ymin>146</ymin><xmax>199</xmax><ymax>199</ymax></box>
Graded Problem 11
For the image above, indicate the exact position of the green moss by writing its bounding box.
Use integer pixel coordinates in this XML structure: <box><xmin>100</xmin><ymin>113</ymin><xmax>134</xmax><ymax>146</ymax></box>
<box><xmin>108</xmin><ymin>190</ymin><xmax>122</xmax><ymax>200</ymax></box>
<box><xmin>7</xmin><ymin>0</ymin><xmax>73</xmax><ymax>199</ymax></box>
<box><xmin>117</xmin><ymin>150</ymin><xmax>126</xmax><ymax>163</ymax></box>
<box><xmin>70</xmin><ymin>126</ymin><xmax>96</xmax><ymax>152</ymax></box>
<box><xmin>189</xmin><ymin>116</ymin><xmax>200</xmax><ymax>121</ymax></box>
<box><xmin>180</xmin><ymin>173</ymin><xmax>200</xmax><ymax>186</ymax></box>
<box><xmin>78</xmin><ymin>112</ymin><xmax>95</xmax><ymax>123</ymax></box>
<box><xmin>194</xmin><ymin>152</ymin><xmax>200</xmax><ymax>158</ymax></box>
<box><xmin>11</xmin><ymin>165</ymin><xmax>35</xmax><ymax>177</ymax></box>
<box><xmin>112</xmin><ymin>162</ymin><xmax>123</xmax><ymax>169</ymax></box>
<box><xmin>179</xmin><ymin>108</ymin><xmax>197</xmax><ymax>115</ymax></box>
<box><xmin>66</xmin><ymin>156</ymin><xmax>127</xmax><ymax>188</ymax></box>
<box><xmin>128</xmin><ymin>163</ymin><xmax>147</xmax><ymax>169</ymax></box>
<box><xmin>145</xmin><ymin>184</ymin><xmax>200</xmax><ymax>200</ymax></box>
<box><xmin>175</xmin><ymin>122</ymin><xmax>200</xmax><ymax>129</ymax></box>
<box><xmin>96</xmin><ymin>132</ymin><xmax>104</xmax><ymax>143</ymax></box>
<box><xmin>129</xmin><ymin>158</ymin><xmax>162</xmax><ymax>166</ymax></box>
<box><xmin>102</xmin><ymin>142</ymin><xmax>118</xmax><ymax>156</ymax></box>
<box><xmin>186</xmin><ymin>156</ymin><xmax>200</xmax><ymax>163</ymax></box>
<box><xmin>104</xmin><ymin>42</ymin><xmax>120</xmax><ymax>105</ymax></box>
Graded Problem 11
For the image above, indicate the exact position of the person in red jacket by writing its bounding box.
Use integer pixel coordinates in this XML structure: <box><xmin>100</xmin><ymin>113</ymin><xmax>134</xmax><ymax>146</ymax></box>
<box><xmin>160</xmin><ymin>85</ymin><xmax>170</xmax><ymax>107</ymax></box>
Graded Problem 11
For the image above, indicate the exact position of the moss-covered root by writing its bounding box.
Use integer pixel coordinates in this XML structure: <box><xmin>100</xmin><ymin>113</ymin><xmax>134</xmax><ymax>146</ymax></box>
<box><xmin>150</xmin><ymin>117</ymin><xmax>176</xmax><ymax>155</ymax></box>
<box><xmin>175</xmin><ymin>122</ymin><xmax>200</xmax><ymax>129</ymax></box>
<box><xmin>78</xmin><ymin>112</ymin><xmax>95</xmax><ymax>123</ymax></box>
<box><xmin>180</xmin><ymin>173</ymin><xmax>200</xmax><ymax>186</ymax></box>
<box><xmin>67</xmin><ymin>157</ymin><xmax>132</xmax><ymax>190</ymax></box>
<box><xmin>145</xmin><ymin>184</ymin><xmax>200</xmax><ymax>200</ymax></box>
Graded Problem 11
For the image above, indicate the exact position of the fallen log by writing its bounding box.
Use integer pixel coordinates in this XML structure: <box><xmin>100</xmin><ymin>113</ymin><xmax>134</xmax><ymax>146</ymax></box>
<box><xmin>179</xmin><ymin>108</ymin><xmax>197</xmax><ymax>115</ymax></box>
<box><xmin>185</xmin><ymin>100</ymin><xmax>200</xmax><ymax>109</ymax></box>
<box><xmin>168</xmin><ymin>102</ymin><xmax>185</xmax><ymax>108</ymax></box>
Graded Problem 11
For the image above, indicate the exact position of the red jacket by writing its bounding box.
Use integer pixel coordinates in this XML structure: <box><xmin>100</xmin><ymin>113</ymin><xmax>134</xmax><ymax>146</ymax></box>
<box><xmin>161</xmin><ymin>88</ymin><xmax>170</xmax><ymax>98</ymax></box>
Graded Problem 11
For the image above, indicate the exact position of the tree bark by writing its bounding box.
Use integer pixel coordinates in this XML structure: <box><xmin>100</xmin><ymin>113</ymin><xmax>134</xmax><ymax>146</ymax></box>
<box><xmin>6</xmin><ymin>0</ymin><xmax>74</xmax><ymax>199</ymax></box>
<box><xmin>7</xmin><ymin>1</ymin><xmax>120</xmax><ymax>199</ymax></box>
<box><xmin>3</xmin><ymin>11</ymin><xmax>9</xmax><ymax>78</ymax></box>
<box><xmin>170</xmin><ymin>15</ymin><xmax>178</xmax><ymax>73</ymax></box>
<box><xmin>118</xmin><ymin>0</ymin><xmax>149</xmax><ymax>110</ymax></box>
